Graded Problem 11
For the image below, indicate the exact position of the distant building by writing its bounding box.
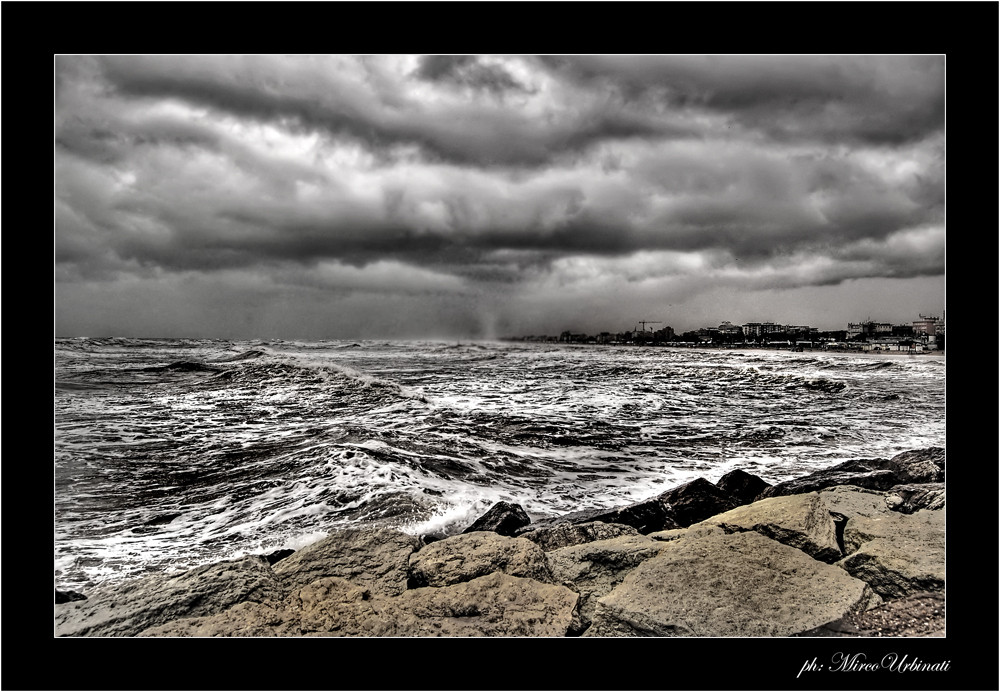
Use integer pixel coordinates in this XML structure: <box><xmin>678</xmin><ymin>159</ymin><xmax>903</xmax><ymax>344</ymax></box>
<box><xmin>912</xmin><ymin>314</ymin><xmax>944</xmax><ymax>337</ymax></box>
<box><xmin>847</xmin><ymin>321</ymin><xmax>892</xmax><ymax>339</ymax></box>
<box><xmin>742</xmin><ymin>322</ymin><xmax>784</xmax><ymax>339</ymax></box>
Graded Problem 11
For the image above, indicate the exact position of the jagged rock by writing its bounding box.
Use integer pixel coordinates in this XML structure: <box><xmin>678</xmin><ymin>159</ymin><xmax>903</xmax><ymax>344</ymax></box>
<box><xmin>655</xmin><ymin>477</ymin><xmax>739</xmax><ymax>527</ymax></box>
<box><xmin>461</xmin><ymin>501</ymin><xmax>531</xmax><ymax>536</ymax></box>
<box><xmin>759</xmin><ymin>448</ymin><xmax>944</xmax><ymax>499</ymax></box>
<box><xmin>885</xmin><ymin>448</ymin><xmax>945</xmax><ymax>484</ymax></box>
<box><xmin>516</xmin><ymin>521</ymin><xmax>639</xmax><ymax>552</ymax></box>
<box><xmin>407</xmin><ymin>531</ymin><xmax>553</xmax><ymax>587</ymax></box>
<box><xmin>884</xmin><ymin>483</ymin><xmax>945</xmax><ymax>514</ymax></box>
<box><xmin>54</xmin><ymin>555</ymin><xmax>283</xmax><ymax>637</ymax></box>
<box><xmin>55</xmin><ymin>589</ymin><xmax>87</xmax><ymax>604</ymax></box>
<box><xmin>695</xmin><ymin>492</ymin><xmax>842</xmax><ymax>563</ymax></box>
<box><xmin>838</xmin><ymin>508</ymin><xmax>945</xmax><ymax>599</ymax></box>
<box><xmin>546</xmin><ymin>535</ymin><xmax>666</xmax><ymax>631</ymax></box>
<box><xmin>272</xmin><ymin>527</ymin><xmax>420</xmax><ymax>597</ymax></box>
<box><xmin>263</xmin><ymin>549</ymin><xmax>295</xmax><ymax>565</ymax></box>
<box><xmin>585</xmin><ymin>531</ymin><xmax>881</xmax><ymax>637</ymax></box>
<box><xmin>715</xmin><ymin>469</ymin><xmax>772</xmax><ymax>505</ymax></box>
<box><xmin>523</xmin><ymin>497</ymin><xmax>679</xmax><ymax>535</ymax></box>
<box><xmin>143</xmin><ymin>573</ymin><xmax>579</xmax><ymax>637</ymax></box>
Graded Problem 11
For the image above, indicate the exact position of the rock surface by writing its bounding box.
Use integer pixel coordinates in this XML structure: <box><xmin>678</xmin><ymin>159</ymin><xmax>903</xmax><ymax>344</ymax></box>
<box><xmin>884</xmin><ymin>483</ymin><xmax>945</xmax><ymax>513</ymax></box>
<box><xmin>838</xmin><ymin>509</ymin><xmax>946</xmax><ymax>599</ymax></box>
<box><xmin>461</xmin><ymin>501</ymin><xmax>531</xmax><ymax>536</ymax></box>
<box><xmin>272</xmin><ymin>527</ymin><xmax>420</xmax><ymax>596</ymax></box>
<box><xmin>759</xmin><ymin>447</ymin><xmax>944</xmax><ymax>499</ymax></box>
<box><xmin>407</xmin><ymin>531</ymin><xmax>553</xmax><ymax>587</ymax></box>
<box><xmin>696</xmin><ymin>492</ymin><xmax>842</xmax><ymax>563</ymax></box>
<box><xmin>656</xmin><ymin>477</ymin><xmax>739</xmax><ymax>527</ymax></box>
<box><xmin>547</xmin><ymin>534</ymin><xmax>666</xmax><ymax>631</ymax></box>
<box><xmin>143</xmin><ymin>572</ymin><xmax>579</xmax><ymax>637</ymax></box>
<box><xmin>55</xmin><ymin>555</ymin><xmax>283</xmax><ymax>637</ymax></box>
<box><xmin>585</xmin><ymin>531</ymin><xmax>880</xmax><ymax>637</ymax></box>
<box><xmin>715</xmin><ymin>468</ymin><xmax>772</xmax><ymax>505</ymax></box>
<box><xmin>516</xmin><ymin>521</ymin><xmax>639</xmax><ymax>552</ymax></box>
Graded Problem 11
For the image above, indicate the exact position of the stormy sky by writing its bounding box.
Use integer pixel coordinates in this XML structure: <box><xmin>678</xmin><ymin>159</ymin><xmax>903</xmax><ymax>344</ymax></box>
<box><xmin>55</xmin><ymin>55</ymin><xmax>945</xmax><ymax>340</ymax></box>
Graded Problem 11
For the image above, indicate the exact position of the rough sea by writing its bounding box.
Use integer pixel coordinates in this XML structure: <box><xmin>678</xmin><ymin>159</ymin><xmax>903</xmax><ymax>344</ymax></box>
<box><xmin>54</xmin><ymin>338</ymin><xmax>946</xmax><ymax>591</ymax></box>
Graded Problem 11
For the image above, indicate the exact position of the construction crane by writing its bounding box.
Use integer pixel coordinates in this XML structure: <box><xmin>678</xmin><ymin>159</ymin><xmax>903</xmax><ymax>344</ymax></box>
<box><xmin>636</xmin><ymin>320</ymin><xmax>662</xmax><ymax>333</ymax></box>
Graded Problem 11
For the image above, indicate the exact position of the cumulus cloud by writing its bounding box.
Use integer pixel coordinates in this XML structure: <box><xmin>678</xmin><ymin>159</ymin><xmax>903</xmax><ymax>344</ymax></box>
<box><xmin>54</xmin><ymin>55</ymin><xmax>946</xmax><ymax>338</ymax></box>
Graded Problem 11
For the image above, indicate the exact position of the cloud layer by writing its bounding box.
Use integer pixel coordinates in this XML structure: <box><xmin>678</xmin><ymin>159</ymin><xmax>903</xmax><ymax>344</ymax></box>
<box><xmin>55</xmin><ymin>55</ymin><xmax>945</xmax><ymax>338</ymax></box>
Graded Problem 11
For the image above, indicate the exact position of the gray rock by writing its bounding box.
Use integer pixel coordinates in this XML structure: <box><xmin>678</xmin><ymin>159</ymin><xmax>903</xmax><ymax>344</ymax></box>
<box><xmin>516</xmin><ymin>521</ymin><xmax>639</xmax><ymax>552</ymax></box>
<box><xmin>715</xmin><ymin>469</ymin><xmax>772</xmax><ymax>506</ymax></box>
<box><xmin>54</xmin><ymin>555</ymin><xmax>283</xmax><ymax>637</ymax></box>
<box><xmin>585</xmin><ymin>531</ymin><xmax>880</xmax><ymax>637</ymax></box>
<box><xmin>273</xmin><ymin>527</ymin><xmax>420</xmax><ymax>596</ymax></box>
<box><xmin>655</xmin><ymin>477</ymin><xmax>739</xmax><ymax>527</ymax></box>
<box><xmin>408</xmin><ymin>531</ymin><xmax>553</xmax><ymax>587</ymax></box>
<box><xmin>525</xmin><ymin>497</ymin><xmax>679</xmax><ymax>535</ymax></box>
<box><xmin>461</xmin><ymin>501</ymin><xmax>531</xmax><ymax>536</ymax></box>
<box><xmin>884</xmin><ymin>483</ymin><xmax>945</xmax><ymax>514</ymax></box>
<box><xmin>838</xmin><ymin>509</ymin><xmax>945</xmax><ymax>599</ymax></box>
<box><xmin>759</xmin><ymin>448</ymin><xmax>944</xmax><ymax>499</ymax></box>
<box><xmin>696</xmin><ymin>492</ymin><xmax>842</xmax><ymax>563</ymax></box>
<box><xmin>144</xmin><ymin>572</ymin><xmax>580</xmax><ymax>637</ymax></box>
<box><xmin>547</xmin><ymin>535</ymin><xmax>666</xmax><ymax>631</ymax></box>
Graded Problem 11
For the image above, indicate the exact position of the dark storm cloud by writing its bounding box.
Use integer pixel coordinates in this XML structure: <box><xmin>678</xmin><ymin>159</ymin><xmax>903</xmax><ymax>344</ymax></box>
<box><xmin>90</xmin><ymin>55</ymin><xmax>694</xmax><ymax>167</ymax></box>
<box><xmin>536</xmin><ymin>55</ymin><xmax>944</xmax><ymax>145</ymax></box>
<box><xmin>55</xmin><ymin>55</ymin><xmax>945</xmax><ymax>337</ymax></box>
<box><xmin>415</xmin><ymin>55</ymin><xmax>529</xmax><ymax>94</ymax></box>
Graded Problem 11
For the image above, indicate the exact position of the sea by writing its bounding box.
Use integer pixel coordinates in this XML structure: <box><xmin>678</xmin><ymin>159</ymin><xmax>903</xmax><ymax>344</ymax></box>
<box><xmin>53</xmin><ymin>338</ymin><xmax>945</xmax><ymax>592</ymax></box>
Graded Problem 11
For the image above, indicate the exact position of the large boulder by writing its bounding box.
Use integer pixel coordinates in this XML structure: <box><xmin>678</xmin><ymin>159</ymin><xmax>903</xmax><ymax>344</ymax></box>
<box><xmin>143</xmin><ymin>572</ymin><xmax>580</xmax><ymax>637</ymax></box>
<box><xmin>516</xmin><ymin>521</ymin><xmax>639</xmax><ymax>552</ymax></box>
<box><xmin>461</xmin><ymin>501</ymin><xmax>531</xmax><ymax>536</ymax></box>
<box><xmin>546</xmin><ymin>535</ymin><xmax>666</xmax><ymax>631</ymax></box>
<box><xmin>695</xmin><ymin>492</ymin><xmax>841</xmax><ymax>563</ymax></box>
<box><xmin>837</xmin><ymin>509</ymin><xmax>945</xmax><ymax>599</ymax></box>
<box><xmin>585</xmin><ymin>531</ymin><xmax>880</xmax><ymax>637</ymax></box>
<box><xmin>759</xmin><ymin>448</ymin><xmax>944</xmax><ymax>500</ymax></box>
<box><xmin>407</xmin><ymin>531</ymin><xmax>553</xmax><ymax>588</ymax></box>
<box><xmin>715</xmin><ymin>469</ymin><xmax>772</xmax><ymax>506</ymax></box>
<box><xmin>54</xmin><ymin>555</ymin><xmax>283</xmax><ymax>637</ymax></box>
<box><xmin>655</xmin><ymin>477</ymin><xmax>739</xmax><ymax>527</ymax></box>
<box><xmin>273</xmin><ymin>527</ymin><xmax>420</xmax><ymax>596</ymax></box>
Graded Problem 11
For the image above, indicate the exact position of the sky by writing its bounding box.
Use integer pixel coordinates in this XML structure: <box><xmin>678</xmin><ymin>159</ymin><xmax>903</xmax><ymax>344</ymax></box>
<box><xmin>55</xmin><ymin>55</ymin><xmax>945</xmax><ymax>340</ymax></box>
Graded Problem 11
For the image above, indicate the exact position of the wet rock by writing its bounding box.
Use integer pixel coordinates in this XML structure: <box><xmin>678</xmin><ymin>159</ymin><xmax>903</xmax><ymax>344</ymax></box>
<box><xmin>408</xmin><ymin>531</ymin><xmax>553</xmax><ymax>588</ymax></box>
<box><xmin>461</xmin><ymin>501</ymin><xmax>531</xmax><ymax>537</ymax></box>
<box><xmin>55</xmin><ymin>589</ymin><xmax>87</xmax><ymax>604</ymax></box>
<box><xmin>54</xmin><ymin>555</ymin><xmax>283</xmax><ymax>637</ymax></box>
<box><xmin>585</xmin><ymin>531</ymin><xmax>881</xmax><ymax>637</ymax></box>
<box><xmin>758</xmin><ymin>448</ymin><xmax>944</xmax><ymax>499</ymax></box>
<box><xmin>263</xmin><ymin>549</ymin><xmax>295</xmax><ymax>565</ymax></box>
<box><xmin>272</xmin><ymin>527</ymin><xmax>420</xmax><ymax>597</ymax></box>
<box><xmin>516</xmin><ymin>521</ymin><xmax>639</xmax><ymax>552</ymax></box>
<box><xmin>715</xmin><ymin>469</ymin><xmax>772</xmax><ymax>506</ymax></box>
<box><xmin>523</xmin><ymin>497</ymin><xmax>678</xmax><ymax>535</ymax></box>
<box><xmin>655</xmin><ymin>477</ymin><xmax>739</xmax><ymax>527</ymax></box>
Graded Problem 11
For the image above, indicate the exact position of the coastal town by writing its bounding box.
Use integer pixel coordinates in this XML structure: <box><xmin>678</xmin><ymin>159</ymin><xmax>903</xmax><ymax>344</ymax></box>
<box><xmin>504</xmin><ymin>313</ymin><xmax>945</xmax><ymax>353</ymax></box>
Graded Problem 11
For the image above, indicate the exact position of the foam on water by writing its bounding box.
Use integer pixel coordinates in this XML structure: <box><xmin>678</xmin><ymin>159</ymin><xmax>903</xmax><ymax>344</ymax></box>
<box><xmin>54</xmin><ymin>338</ymin><xmax>945</xmax><ymax>590</ymax></box>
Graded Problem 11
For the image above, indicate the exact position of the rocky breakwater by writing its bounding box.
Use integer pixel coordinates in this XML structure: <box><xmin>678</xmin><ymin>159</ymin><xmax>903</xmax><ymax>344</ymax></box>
<box><xmin>54</xmin><ymin>447</ymin><xmax>945</xmax><ymax>637</ymax></box>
